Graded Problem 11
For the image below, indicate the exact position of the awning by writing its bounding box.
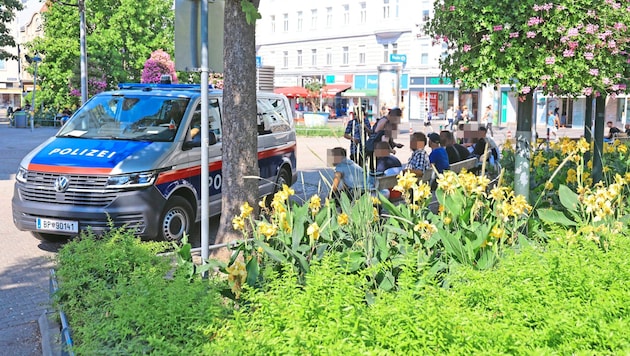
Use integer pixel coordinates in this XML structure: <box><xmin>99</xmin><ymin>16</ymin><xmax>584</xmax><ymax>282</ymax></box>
<box><xmin>341</xmin><ymin>89</ymin><xmax>378</xmax><ymax>97</ymax></box>
<box><xmin>321</xmin><ymin>83</ymin><xmax>351</xmax><ymax>97</ymax></box>
<box><xmin>274</xmin><ymin>86</ymin><xmax>309</xmax><ymax>98</ymax></box>
<box><xmin>0</xmin><ymin>88</ymin><xmax>23</xmax><ymax>94</ymax></box>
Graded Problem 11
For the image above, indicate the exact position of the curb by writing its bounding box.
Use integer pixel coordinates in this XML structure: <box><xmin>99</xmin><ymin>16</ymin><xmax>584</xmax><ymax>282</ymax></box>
<box><xmin>38</xmin><ymin>311</ymin><xmax>61</xmax><ymax>356</ymax></box>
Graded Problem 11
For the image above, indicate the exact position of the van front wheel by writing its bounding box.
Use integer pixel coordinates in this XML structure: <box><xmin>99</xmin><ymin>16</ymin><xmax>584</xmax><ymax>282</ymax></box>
<box><xmin>158</xmin><ymin>196</ymin><xmax>193</xmax><ymax>242</ymax></box>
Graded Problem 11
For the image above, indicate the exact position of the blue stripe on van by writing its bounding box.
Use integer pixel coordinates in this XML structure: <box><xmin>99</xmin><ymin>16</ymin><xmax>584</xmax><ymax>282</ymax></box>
<box><xmin>29</xmin><ymin>138</ymin><xmax>152</xmax><ymax>169</ymax></box>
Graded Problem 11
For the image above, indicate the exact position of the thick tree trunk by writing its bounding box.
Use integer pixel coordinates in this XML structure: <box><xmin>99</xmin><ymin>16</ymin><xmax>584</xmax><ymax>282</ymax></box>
<box><xmin>514</xmin><ymin>92</ymin><xmax>533</xmax><ymax>201</ymax></box>
<box><xmin>215</xmin><ymin>0</ymin><xmax>260</xmax><ymax>259</ymax></box>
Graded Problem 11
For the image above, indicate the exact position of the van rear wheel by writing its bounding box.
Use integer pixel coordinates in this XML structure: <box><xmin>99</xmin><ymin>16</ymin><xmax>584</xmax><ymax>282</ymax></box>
<box><xmin>264</xmin><ymin>168</ymin><xmax>292</xmax><ymax>209</ymax></box>
<box><xmin>158</xmin><ymin>196</ymin><xmax>193</xmax><ymax>242</ymax></box>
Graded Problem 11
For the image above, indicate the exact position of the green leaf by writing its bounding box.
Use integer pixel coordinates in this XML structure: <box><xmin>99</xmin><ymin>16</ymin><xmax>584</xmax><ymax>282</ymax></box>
<box><xmin>241</xmin><ymin>0</ymin><xmax>261</xmax><ymax>25</ymax></box>
<box><xmin>378</xmin><ymin>271</ymin><xmax>396</xmax><ymax>292</ymax></box>
<box><xmin>537</xmin><ymin>208</ymin><xmax>577</xmax><ymax>227</ymax></box>
<box><xmin>339</xmin><ymin>251</ymin><xmax>365</xmax><ymax>272</ymax></box>
<box><xmin>245</xmin><ymin>256</ymin><xmax>259</xmax><ymax>287</ymax></box>
<box><xmin>558</xmin><ymin>184</ymin><xmax>579</xmax><ymax>214</ymax></box>
<box><xmin>254</xmin><ymin>240</ymin><xmax>288</xmax><ymax>263</ymax></box>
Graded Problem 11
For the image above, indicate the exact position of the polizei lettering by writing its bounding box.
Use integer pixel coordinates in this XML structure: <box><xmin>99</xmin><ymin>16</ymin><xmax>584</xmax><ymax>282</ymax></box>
<box><xmin>48</xmin><ymin>148</ymin><xmax>117</xmax><ymax>159</ymax></box>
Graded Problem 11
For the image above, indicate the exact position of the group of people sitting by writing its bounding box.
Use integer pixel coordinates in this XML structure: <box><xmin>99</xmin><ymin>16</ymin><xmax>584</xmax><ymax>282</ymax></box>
<box><xmin>331</xmin><ymin>107</ymin><xmax>500</xmax><ymax>200</ymax></box>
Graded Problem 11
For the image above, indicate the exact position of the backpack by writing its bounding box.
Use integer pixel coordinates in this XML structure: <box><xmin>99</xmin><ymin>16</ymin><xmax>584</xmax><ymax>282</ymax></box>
<box><xmin>365</xmin><ymin>129</ymin><xmax>386</xmax><ymax>152</ymax></box>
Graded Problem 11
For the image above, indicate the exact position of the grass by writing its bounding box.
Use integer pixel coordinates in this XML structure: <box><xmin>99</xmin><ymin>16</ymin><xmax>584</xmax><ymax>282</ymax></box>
<box><xmin>295</xmin><ymin>125</ymin><xmax>346</xmax><ymax>137</ymax></box>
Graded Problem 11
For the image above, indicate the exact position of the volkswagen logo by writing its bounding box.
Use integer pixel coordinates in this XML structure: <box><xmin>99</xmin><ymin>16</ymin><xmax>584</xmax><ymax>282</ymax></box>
<box><xmin>54</xmin><ymin>176</ymin><xmax>70</xmax><ymax>193</ymax></box>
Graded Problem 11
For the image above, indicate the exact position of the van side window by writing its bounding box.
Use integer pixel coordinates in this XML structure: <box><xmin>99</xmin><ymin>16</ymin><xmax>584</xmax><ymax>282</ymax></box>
<box><xmin>257</xmin><ymin>97</ymin><xmax>291</xmax><ymax>135</ymax></box>
<box><xmin>189</xmin><ymin>99</ymin><xmax>222</xmax><ymax>142</ymax></box>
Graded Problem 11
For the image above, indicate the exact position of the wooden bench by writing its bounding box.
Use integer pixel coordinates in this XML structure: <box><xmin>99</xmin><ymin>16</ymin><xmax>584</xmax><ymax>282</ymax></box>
<box><xmin>614</xmin><ymin>132</ymin><xmax>629</xmax><ymax>142</ymax></box>
<box><xmin>449</xmin><ymin>157</ymin><xmax>479</xmax><ymax>174</ymax></box>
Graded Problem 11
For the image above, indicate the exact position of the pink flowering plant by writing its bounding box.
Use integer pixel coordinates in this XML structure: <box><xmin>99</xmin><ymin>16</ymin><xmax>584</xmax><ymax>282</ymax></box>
<box><xmin>141</xmin><ymin>49</ymin><xmax>178</xmax><ymax>84</ymax></box>
<box><xmin>425</xmin><ymin>0</ymin><xmax>630</xmax><ymax>96</ymax></box>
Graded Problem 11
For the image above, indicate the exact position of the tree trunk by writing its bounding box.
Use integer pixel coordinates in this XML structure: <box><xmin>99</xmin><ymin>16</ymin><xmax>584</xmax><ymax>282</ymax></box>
<box><xmin>514</xmin><ymin>92</ymin><xmax>533</xmax><ymax>201</ymax></box>
<box><xmin>592</xmin><ymin>95</ymin><xmax>606</xmax><ymax>183</ymax></box>
<box><xmin>215</xmin><ymin>0</ymin><xmax>260</xmax><ymax>259</ymax></box>
<box><xmin>584</xmin><ymin>95</ymin><xmax>593</xmax><ymax>164</ymax></box>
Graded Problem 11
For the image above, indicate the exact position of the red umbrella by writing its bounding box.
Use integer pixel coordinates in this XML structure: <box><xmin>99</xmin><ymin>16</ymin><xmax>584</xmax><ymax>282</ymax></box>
<box><xmin>273</xmin><ymin>86</ymin><xmax>309</xmax><ymax>98</ymax></box>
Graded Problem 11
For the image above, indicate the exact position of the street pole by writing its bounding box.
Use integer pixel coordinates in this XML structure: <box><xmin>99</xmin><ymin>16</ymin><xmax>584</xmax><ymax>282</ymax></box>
<box><xmin>79</xmin><ymin>0</ymin><xmax>88</xmax><ymax>104</ymax></box>
<box><xmin>200</xmin><ymin>0</ymin><xmax>210</xmax><ymax>273</ymax></box>
<box><xmin>319</xmin><ymin>74</ymin><xmax>323</xmax><ymax>111</ymax></box>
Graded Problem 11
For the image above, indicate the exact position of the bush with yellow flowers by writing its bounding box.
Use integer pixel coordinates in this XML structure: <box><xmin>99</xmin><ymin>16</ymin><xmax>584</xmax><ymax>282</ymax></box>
<box><xmin>381</xmin><ymin>169</ymin><xmax>532</xmax><ymax>271</ymax></box>
<box><xmin>227</xmin><ymin>184</ymin><xmax>391</xmax><ymax>293</ymax></box>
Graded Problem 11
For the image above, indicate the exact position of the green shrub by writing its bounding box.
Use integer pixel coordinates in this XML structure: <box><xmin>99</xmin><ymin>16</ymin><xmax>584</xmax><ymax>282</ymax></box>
<box><xmin>206</xmin><ymin>235</ymin><xmax>630</xmax><ymax>354</ymax></box>
<box><xmin>54</xmin><ymin>229</ymin><xmax>232</xmax><ymax>355</ymax></box>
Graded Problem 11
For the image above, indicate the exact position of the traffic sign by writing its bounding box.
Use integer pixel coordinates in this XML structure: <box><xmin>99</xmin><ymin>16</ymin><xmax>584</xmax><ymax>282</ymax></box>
<box><xmin>256</xmin><ymin>56</ymin><xmax>262</xmax><ymax>68</ymax></box>
<box><xmin>389</xmin><ymin>53</ymin><xmax>407</xmax><ymax>63</ymax></box>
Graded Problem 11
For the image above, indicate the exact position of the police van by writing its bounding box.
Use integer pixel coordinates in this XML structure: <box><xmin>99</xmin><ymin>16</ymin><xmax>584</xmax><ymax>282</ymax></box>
<box><xmin>12</xmin><ymin>83</ymin><xmax>297</xmax><ymax>241</ymax></box>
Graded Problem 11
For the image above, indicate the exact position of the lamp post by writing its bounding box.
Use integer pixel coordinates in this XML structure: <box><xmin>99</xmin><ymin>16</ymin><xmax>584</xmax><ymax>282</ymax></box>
<box><xmin>30</xmin><ymin>54</ymin><xmax>42</xmax><ymax>132</ymax></box>
<box><xmin>79</xmin><ymin>0</ymin><xmax>88</xmax><ymax>104</ymax></box>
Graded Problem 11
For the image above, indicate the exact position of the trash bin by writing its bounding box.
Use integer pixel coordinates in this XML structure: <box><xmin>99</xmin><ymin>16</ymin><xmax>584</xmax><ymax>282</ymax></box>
<box><xmin>13</xmin><ymin>112</ymin><xmax>28</xmax><ymax>128</ymax></box>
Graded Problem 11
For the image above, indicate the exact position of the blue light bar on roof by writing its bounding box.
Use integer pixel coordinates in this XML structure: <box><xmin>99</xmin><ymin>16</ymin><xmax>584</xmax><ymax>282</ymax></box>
<box><xmin>117</xmin><ymin>83</ymin><xmax>214</xmax><ymax>90</ymax></box>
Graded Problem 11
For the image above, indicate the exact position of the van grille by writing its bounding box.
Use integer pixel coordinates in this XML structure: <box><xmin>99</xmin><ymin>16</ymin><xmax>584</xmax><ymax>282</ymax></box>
<box><xmin>20</xmin><ymin>171</ymin><xmax>120</xmax><ymax>207</ymax></box>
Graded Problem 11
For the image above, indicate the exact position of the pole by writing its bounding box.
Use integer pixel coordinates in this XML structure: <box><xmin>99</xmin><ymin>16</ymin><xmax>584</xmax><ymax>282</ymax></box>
<box><xmin>319</xmin><ymin>74</ymin><xmax>323</xmax><ymax>111</ymax></box>
<box><xmin>79</xmin><ymin>0</ymin><xmax>88</xmax><ymax>104</ymax></box>
<box><xmin>200</xmin><ymin>0</ymin><xmax>210</xmax><ymax>273</ymax></box>
<box><xmin>31</xmin><ymin>60</ymin><xmax>38</xmax><ymax>132</ymax></box>
<box><xmin>514</xmin><ymin>91</ymin><xmax>533</xmax><ymax>201</ymax></box>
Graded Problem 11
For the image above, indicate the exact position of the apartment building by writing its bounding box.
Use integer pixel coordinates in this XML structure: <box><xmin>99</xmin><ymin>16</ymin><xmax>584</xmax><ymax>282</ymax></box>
<box><xmin>256</xmin><ymin>0</ymin><xmax>460</xmax><ymax>121</ymax></box>
<box><xmin>0</xmin><ymin>17</ymin><xmax>21</xmax><ymax>111</ymax></box>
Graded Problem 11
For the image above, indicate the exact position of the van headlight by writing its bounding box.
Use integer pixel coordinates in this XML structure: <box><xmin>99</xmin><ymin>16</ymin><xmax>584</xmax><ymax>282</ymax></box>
<box><xmin>106</xmin><ymin>171</ymin><xmax>156</xmax><ymax>188</ymax></box>
<box><xmin>16</xmin><ymin>167</ymin><xmax>28</xmax><ymax>183</ymax></box>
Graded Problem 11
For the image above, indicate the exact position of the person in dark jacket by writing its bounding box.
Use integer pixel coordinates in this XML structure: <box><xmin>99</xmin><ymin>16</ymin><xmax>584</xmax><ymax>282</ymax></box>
<box><xmin>440</xmin><ymin>130</ymin><xmax>472</xmax><ymax>164</ymax></box>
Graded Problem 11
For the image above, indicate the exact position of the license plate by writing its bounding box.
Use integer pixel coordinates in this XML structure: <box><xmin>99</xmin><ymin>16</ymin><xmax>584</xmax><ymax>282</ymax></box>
<box><xmin>36</xmin><ymin>218</ymin><xmax>79</xmax><ymax>233</ymax></box>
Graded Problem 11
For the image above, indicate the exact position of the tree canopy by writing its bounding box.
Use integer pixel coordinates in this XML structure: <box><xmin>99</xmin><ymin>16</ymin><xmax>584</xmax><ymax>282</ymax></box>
<box><xmin>31</xmin><ymin>0</ymin><xmax>174</xmax><ymax>109</ymax></box>
<box><xmin>426</xmin><ymin>0</ymin><xmax>630</xmax><ymax>98</ymax></box>
<box><xmin>0</xmin><ymin>0</ymin><xmax>23</xmax><ymax>61</ymax></box>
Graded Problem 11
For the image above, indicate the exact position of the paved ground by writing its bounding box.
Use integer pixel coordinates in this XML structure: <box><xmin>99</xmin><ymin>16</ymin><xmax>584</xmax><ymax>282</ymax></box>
<box><xmin>0</xmin><ymin>121</ymin><xmax>62</xmax><ymax>356</ymax></box>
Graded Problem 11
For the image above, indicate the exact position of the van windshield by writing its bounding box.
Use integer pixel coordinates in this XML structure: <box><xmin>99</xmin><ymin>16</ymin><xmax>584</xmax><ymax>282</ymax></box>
<box><xmin>57</xmin><ymin>95</ymin><xmax>190</xmax><ymax>142</ymax></box>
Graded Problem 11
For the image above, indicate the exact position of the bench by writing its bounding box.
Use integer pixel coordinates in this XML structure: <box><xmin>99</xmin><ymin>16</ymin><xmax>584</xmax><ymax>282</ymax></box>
<box><xmin>614</xmin><ymin>132</ymin><xmax>629</xmax><ymax>142</ymax></box>
<box><xmin>449</xmin><ymin>157</ymin><xmax>479</xmax><ymax>174</ymax></box>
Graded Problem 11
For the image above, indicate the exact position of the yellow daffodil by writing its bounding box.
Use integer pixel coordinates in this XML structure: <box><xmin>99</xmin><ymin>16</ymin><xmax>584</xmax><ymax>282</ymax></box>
<box><xmin>337</xmin><ymin>212</ymin><xmax>349</xmax><ymax>226</ymax></box>
<box><xmin>308</xmin><ymin>195</ymin><xmax>321</xmax><ymax>215</ymax></box>
<box><xmin>576</xmin><ymin>138</ymin><xmax>590</xmax><ymax>154</ymax></box>
<box><xmin>393</xmin><ymin>171</ymin><xmax>418</xmax><ymax>192</ymax></box>
<box><xmin>307</xmin><ymin>222</ymin><xmax>320</xmax><ymax>244</ymax></box>
<box><xmin>257</xmin><ymin>221</ymin><xmax>278</xmax><ymax>240</ymax></box>
<box><xmin>240</xmin><ymin>202</ymin><xmax>253</xmax><ymax>218</ymax></box>
<box><xmin>232</xmin><ymin>215</ymin><xmax>245</xmax><ymax>231</ymax></box>
<box><xmin>566</xmin><ymin>168</ymin><xmax>577</xmax><ymax>184</ymax></box>
<box><xmin>548</xmin><ymin>157</ymin><xmax>559</xmax><ymax>169</ymax></box>
<box><xmin>544</xmin><ymin>181</ymin><xmax>554</xmax><ymax>191</ymax></box>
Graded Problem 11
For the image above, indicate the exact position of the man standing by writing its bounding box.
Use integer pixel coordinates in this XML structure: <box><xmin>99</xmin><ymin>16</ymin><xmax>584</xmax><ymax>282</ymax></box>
<box><xmin>343</xmin><ymin>109</ymin><xmax>371</xmax><ymax>166</ymax></box>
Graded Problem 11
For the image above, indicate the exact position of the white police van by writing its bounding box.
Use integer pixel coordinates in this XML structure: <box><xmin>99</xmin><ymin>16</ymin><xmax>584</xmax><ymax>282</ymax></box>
<box><xmin>12</xmin><ymin>83</ymin><xmax>297</xmax><ymax>241</ymax></box>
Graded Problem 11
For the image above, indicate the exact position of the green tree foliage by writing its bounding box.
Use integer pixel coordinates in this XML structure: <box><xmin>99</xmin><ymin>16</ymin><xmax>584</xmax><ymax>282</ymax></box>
<box><xmin>426</xmin><ymin>0</ymin><xmax>630</xmax><ymax>97</ymax></box>
<box><xmin>0</xmin><ymin>0</ymin><xmax>23</xmax><ymax>60</ymax></box>
<box><xmin>32</xmin><ymin>0</ymin><xmax>173</xmax><ymax>109</ymax></box>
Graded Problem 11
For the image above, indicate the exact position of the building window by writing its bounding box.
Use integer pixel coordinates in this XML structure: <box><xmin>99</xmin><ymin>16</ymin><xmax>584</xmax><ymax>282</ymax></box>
<box><xmin>270</xmin><ymin>15</ymin><xmax>275</xmax><ymax>33</ymax></box>
<box><xmin>326</xmin><ymin>7</ymin><xmax>333</xmax><ymax>28</ymax></box>
<box><xmin>420</xmin><ymin>44</ymin><xmax>429</xmax><ymax>65</ymax></box>
<box><xmin>311</xmin><ymin>49</ymin><xmax>317</xmax><ymax>66</ymax></box>
<box><xmin>358</xmin><ymin>45</ymin><xmax>366</xmax><ymax>64</ymax></box>
<box><xmin>343</xmin><ymin>4</ymin><xmax>350</xmax><ymax>25</ymax></box>
<box><xmin>342</xmin><ymin>46</ymin><xmax>349</xmax><ymax>65</ymax></box>
<box><xmin>297</xmin><ymin>11</ymin><xmax>303</xmax><ymax>31</ymax></box>
<box><xmin>283</xmin><ymin>13</ymin><xmax>289</xmax><ymax>32</ymax></box>
<box><xmin>422</xmin><ymin>10</ymin><xmax>430</xmax><ymax>22</ymax></box>
<box><xmin>395</xmin><ymin>0</ymin><xmax>400</xmax><ymax>17</ymax></box>
<box><xmin>392</xmin><ymin>43</ymin><xmax>398</xmax><ymax>54</ymax></box>
<box><xmin>283</xmin><ymin>51</ymin><xmax>289</xmax><ymax>68</ymax></box>
<box><xmin>297</xmin><ymin>50</ymin><xmax>303</xmax><ymax>67</ymax></box>
<box><xmin>326</xmin><ymin>48</ymin><xmax>333</xmax><ymax>65</ymax></box>
<box><xmin>383</xmin><ymin>44</ymin><xmax>389</xmax><ymax>63</ymax></box>
<box><xmin>311</xmin><ymin>9</ymin><xmax>318</xmax><ymax>29</ymax></box>
<box><xmin>360</xmin><ymin>2</ymin><xmax>367</xmax><ymax>24</ymax></box>
<box><xmin>383</xmin><ymin>0</ymin><xmax>390</xmax><ymax>19</ymax></box>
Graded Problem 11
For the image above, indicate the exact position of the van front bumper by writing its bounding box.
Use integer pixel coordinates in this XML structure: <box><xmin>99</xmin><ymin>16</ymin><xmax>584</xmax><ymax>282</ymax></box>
<box><xmin>12</xmin><ymin>184</ymin><xmax>167</xmax><ymax>239</ymax></box>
